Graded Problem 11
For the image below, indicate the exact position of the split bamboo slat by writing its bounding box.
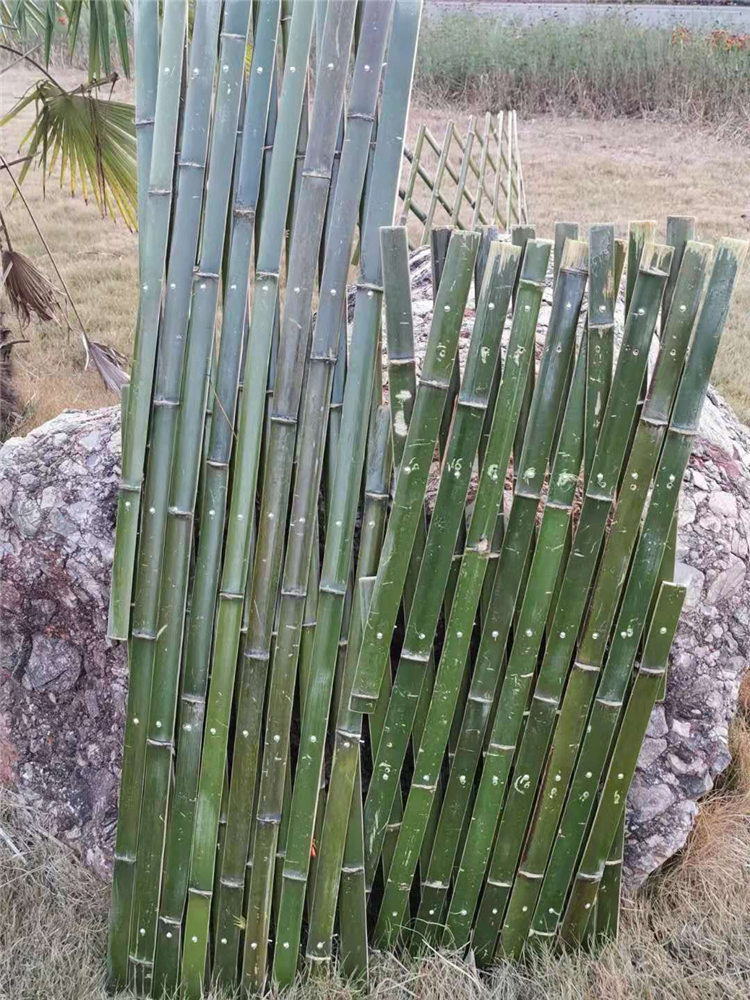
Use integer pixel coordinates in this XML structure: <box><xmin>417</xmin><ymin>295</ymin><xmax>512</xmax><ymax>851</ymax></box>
<box><xmin>109</xmin><ymin>2</ymin><xmax>747</xmax><ymax>994</ymax></box>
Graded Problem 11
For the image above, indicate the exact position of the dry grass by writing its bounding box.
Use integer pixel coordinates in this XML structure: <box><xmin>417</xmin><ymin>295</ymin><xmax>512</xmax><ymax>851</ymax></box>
<box><xmin>0</xmin><ymin>64</ymin><xmax>137</xmax><ymax>436</ymax></box>
<box><xmin>405</xmin><ymin>105</ymin><xmax>750</xmax><ymax>422</ymax></box>
<box><xmin>1</xmin><ymin>70</ymin><xmax>749</xmax><ymax>436</ymax></box>
<box><xmin>1</xmin><ymin>714</ymin><xmax>749</xmax><ymax>1000</ymax></box>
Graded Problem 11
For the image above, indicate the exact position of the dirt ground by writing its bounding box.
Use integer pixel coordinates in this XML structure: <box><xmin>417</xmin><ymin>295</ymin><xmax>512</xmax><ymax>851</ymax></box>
<box><xmin>0</xmin><ymin>63</ymin><xmax>748</xmax><ymax>435</ymax></box>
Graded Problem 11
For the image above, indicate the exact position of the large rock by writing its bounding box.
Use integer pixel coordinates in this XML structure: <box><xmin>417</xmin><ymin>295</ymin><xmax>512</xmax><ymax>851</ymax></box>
<box><xmin>0</xmin><ymin>287</ymin><xmax>748</xmax><ymax>887</ymax></box>
<box><xmin>0</xmin><ymin>406</ymin><xmax>126</xmax><ymax>877</ymax></box>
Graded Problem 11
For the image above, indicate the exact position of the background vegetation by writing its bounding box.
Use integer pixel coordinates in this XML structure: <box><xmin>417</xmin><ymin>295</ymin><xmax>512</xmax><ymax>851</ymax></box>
<box><xmin>415</xmin><ymin>16</ymin><xmax>750</xmax><ymax>134</ymax></box>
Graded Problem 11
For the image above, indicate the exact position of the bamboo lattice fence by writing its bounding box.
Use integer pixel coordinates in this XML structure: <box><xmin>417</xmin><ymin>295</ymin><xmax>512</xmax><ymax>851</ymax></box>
<box><xmin>398</xmin><ymin>111</ymin><xmax>529</xmax><ymax>244</ymax></box>
<box><xmin>107</xmin><ymin>1</ymin><xmax>747</xmax><ymax>997</ymax></box>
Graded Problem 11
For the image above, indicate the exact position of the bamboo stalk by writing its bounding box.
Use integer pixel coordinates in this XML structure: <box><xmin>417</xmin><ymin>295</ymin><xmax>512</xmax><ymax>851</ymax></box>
<box><xmin>559</xmin><ymin>583</ymin><xmax>685</xmax><ymax>946</ymax></box>
<box><xmin>177</xmin><ymin>4</ymin><xmax>316</xmax><ymax>994</ymax></box>
<box><xmin>368</xmin><ymin>238</ymin><xmax>552</xmax><ymax>946</ymax></box>
<box><xmin>490</xmin><ymin>112</ymin><xmax>504</xmax><ymax>228</ymax></box>
<box><xmin>430</xmin><ymin>240</ymin><xmax>589</xmax><ymax>950</ymax></box>
<box><xmin>470</xmin><ymin>113</ymin><xmax>492</xmax><ymax>232</ymax></box>
<box><xmin>361</xmin><ymin>240</ymin><xmax>520</xmax><ymax>887</ymax></box>
<box><xmin>108</xmin><ymin>0</ymin><xmax>187</xmax><ymax>642</ymax></box>
<box><xmin>450</xmin><ymin>117</ymin><xmax>476</xmax><ymax>228</ymax></box>
<box><xmin>528</xmin><ymin>238</ymin><xmax>748</xmax><ymax>945</ymax></box>
<box><xmin>133</xmin><ymin>0</ymin><xmax>159</xmax><ymax>275</ymax></box>
<box><xmin>267</xmin><ymin>4</ymin><xmax>422</xmax><ymax>988</ymax></box>
<box><xmin>306</xmin><ymin>408</ymin><xmax>391</xmax><ymax>967</ymax></box>
<box><xmin>107</xmin><ymin>3</ymin><xmax>215</xmax><ymax>989</ymax></box>
<box><xmin>350</xmin><ymin>231</ymin><xmax>479</xmax><ymax>714</ymax></box>
<box><xmin>594</xmin><ymin>813</ymin><xmax>624</xmax><ymax>943</ymax></box>
<box><xmin>584</xmin><ymin>224</ymin><xmax>615</xmax><ymax>482</ymax></box>
<box><xmin>482</xmin><ymin>241</ymin><xmax>679</xmax><ymax>963</ymax></box>
<box><xmin>126</xmin><ymin>6</ymin><xmax>252</xmax><ymax>995</ymax></box>
<box><xmin>399</xmin><ymin>124</ymin><xmax>426</xmax><ymax>225</ymax></box>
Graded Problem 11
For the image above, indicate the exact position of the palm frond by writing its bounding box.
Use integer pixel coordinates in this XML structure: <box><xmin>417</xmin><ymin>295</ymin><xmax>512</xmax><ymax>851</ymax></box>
<box><xmin>1</xmin><ymin>2</ymin><xmax>131</xmax><ymax>76</ymax></box>
<box><xmin>1</xmin><ymin>246</ymin><xmax>59</xmax><ymax>325</ymax></box>
<box><xmin>87</xmin><ymin>336</ymin><xmax>128</xmax><ymax>392</ymax></box>
<box><xmin>1</xmin><ymin>79</ymin><xmax>137</xmax><ymax>228</ymax></box>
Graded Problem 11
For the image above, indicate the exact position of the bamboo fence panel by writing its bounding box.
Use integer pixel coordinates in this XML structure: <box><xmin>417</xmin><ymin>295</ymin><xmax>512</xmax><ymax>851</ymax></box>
<box><xmin>108</xmin><ymin>3</ymin><xmax>747</xmax><ymax>994</ymax></box>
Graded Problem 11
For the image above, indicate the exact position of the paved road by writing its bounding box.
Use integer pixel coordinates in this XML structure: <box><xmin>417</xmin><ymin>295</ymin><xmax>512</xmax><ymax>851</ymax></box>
<box><xmin>426</xmin><ymin>2</ymin><xmax>750</xmax><ymax>31</ymax></box>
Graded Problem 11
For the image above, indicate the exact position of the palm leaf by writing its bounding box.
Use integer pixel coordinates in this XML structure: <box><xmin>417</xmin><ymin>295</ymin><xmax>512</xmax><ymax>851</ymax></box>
<box><xmin>1</xmin><ymin>2</ymin><xmax>131</xmax><ymax>77</ymax></box>
<box><xmin>1</xmin><ymin>246</ymin><xmax>59</xmax><ymax>324</ymax></box>
<box><xmin>1</xmin><ymin>79</ymin><xmax>137</xmax><ymax>228</ymax></box>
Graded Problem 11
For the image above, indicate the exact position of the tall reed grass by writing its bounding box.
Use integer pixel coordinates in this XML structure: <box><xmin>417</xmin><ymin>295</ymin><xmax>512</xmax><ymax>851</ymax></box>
<box><xmin>416</xmin><ymin>16</ymin><xmax>750</xmax><ymax>135</ymax></box>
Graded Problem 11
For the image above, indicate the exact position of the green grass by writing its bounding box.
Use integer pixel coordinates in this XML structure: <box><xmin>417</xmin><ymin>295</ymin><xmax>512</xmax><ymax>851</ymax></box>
<box><xmin>415</xmin><ymin>16</ymin><xmax>750</xmax><ymax>134</ymax></box>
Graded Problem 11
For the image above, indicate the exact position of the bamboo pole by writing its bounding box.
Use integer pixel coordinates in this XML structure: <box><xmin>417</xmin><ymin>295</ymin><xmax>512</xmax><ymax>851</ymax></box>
<box><xmin>429</xmin><ymin>240</ymin><xmax>589</xmax><ymax>950</ymax></box>
<box><xmin>399</xmin><ymin>124</ymin><xmax>426</xmax><ymax>225</ymax></box>
<box><xmin>106</xmin><ymin>3</ymin><xmax>214</xmax><ymax>988</ymax></box>
<box><xmin>306</xmin><ymin>408</ymin><xmax>391</xmax><ymax>968</ymax></box>
<box><xmin>559</xmin><ymin>583</ymin><xmax>685</xmax><ymax>945</ymax></box>
<box><xmin>493</xmin><ymin>243</ymin><xmax>713</xmax><ymax>961</ymax></box>
<box><xmin>528</xmin><ymin>238</ymin><xmax>748</xmax><ymax>945</ymax></box>
<box><xmin>471</xmin><ymin>113</ymin><xmax>492</xmax><ymax>232</ymax></box>
<box><xmin>108</xmin><ymin>0</ymin><xmax>187</xmax><ymax>641</ymax></box>
<box><xmin>133</xmin><ymin>0</ymin><xmax>159</xmax><ymax>276</ymax></box>
<box><xmin>361</xmin><ymin>240</ymin><xmax>520</xmax><ymax>886</ymax></box>
<box><xmin>267</xmin><ymin>4</ymin><xmax>423</xmax><ymax>987</ymax></box>
<box><xmin>584</xmin><ymin>225</ymin><xmax>616</xmax><ymax>481</ymax></box>
<box><xmin>482</xmin><ymin>240</ymin><xmax>679</xmax><ymax>961</ymax></box>
<box><xmin>126</xmin><ymin>6</ymin><xmax>252</xmax><ymax>995</ymax></box>
<box><xmin>176</xmin><ymin>4</ymin><xmax>316</xmax><ymax>994</ymax></box>
<box><xmin>367</xmin><ymin>238</ymin><xmax>552</xmax><ymax>946</ymax></box>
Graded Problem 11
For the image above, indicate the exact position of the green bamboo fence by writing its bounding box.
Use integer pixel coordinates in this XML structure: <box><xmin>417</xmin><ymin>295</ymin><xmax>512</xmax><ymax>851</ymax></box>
<box><xmin>109</xmin><ymin>2</ymin><xmax>747</xmax><ymax>993</ymax></box>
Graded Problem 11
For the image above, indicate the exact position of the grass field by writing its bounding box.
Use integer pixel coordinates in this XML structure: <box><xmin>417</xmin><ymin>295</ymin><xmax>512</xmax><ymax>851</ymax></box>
<box><xmin>1</xmin><ymin>64</ymin><xmax>749</xmax><ymax>439</ymax></box>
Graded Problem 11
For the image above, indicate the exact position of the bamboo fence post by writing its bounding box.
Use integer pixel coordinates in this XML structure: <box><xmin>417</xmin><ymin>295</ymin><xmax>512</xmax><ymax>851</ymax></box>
<box><xmin>471</xmin><ymin>113</ymin><xmax>492</xmax><ymax>232</ymax></box>
<box><xmin>449</xmin><ymin>116</ymin><xmax>476</xmax><ymax>228</ymax></box>
<box><xmin>306</xmin><ymin>408</ymin><xmax>391</xmax><ymax>969</ymax></box>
